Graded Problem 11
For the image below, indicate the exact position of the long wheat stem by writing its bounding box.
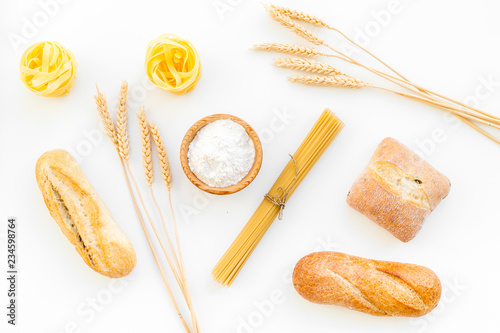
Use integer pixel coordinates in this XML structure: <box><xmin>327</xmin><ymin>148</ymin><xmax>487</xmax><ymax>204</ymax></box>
<box><xmin>136</xmin><ymin>109</ymin><xmax>188</xmax><ymax>289</ymax></box>
<box><xmin>119</xmin><ymin>158</ymin><xmax>191</xmax><ymax>333</ymax></box>
<box><xmin>148</xmin><ymin>121</ymin><xmax>199</xmax><ymax>333</ymax></box>
<box><xmin>125</xmin><ymin>161</ymin><xmax>186</xmax><ymax>289</ymax></box>
<box><xmin>372</xmin><ymin>86</ymin><xmax>500</xmax><ymax>129</ymax></box>
<box><xmin>167</xmin><ymin>190</ymin><xmax>199</xmax><ymax>333</ymax></box>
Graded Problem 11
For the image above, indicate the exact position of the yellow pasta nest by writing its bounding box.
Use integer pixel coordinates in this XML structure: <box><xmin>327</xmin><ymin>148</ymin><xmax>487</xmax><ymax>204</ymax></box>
<box><xmin>20</xmin><ymin>41</ymin><xmax>77</xmax><ymax>97</ymax></box>
<box><xmin>145</xmin><ymin>34</ymin><xmax>202</xmax><ymax>95</ymax></box>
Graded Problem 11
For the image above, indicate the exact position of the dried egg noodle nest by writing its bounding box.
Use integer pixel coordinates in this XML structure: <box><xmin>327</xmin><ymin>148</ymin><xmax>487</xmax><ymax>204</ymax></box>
<box><xmin>145</xmin><ymin>34</ymin><xmax>202</xmax><ymax>95</ymax></box>
<box><xmin>20</xmin><ymin>41</ymin><xmax>77</xmax><ymax>97</ymax></box>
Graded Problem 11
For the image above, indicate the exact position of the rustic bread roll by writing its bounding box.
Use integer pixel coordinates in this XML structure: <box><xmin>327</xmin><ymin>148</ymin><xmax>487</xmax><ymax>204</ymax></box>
<box><xmin>293</xmin><ymin>252</ymin><xmax>441</xmax><ymax>317</ymax></box>
<box><xmin>36</xmin><ymin>149</ymin><xmax>136</xmax><ymax>278</ymax></box>
<box><xmin>346</xmin><ymin>137</ymin><xmax>450</xmax><ymax>242</ymax></box>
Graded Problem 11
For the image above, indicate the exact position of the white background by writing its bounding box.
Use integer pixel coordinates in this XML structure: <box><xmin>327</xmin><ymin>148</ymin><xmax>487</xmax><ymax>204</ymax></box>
<box><xmin>1</xmin><ymin>0</ymin><xmax>500</xmax><ymax>332</ymax></box>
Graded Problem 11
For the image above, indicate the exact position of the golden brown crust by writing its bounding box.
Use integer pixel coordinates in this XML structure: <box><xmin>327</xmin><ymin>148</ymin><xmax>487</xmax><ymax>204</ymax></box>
<box><xmin>292</xmin><ymin>252</ymin><xmax>441</xmax><ymax>317</ymax></box>
<box><xmin>346</xmin><ymin>138</ymin><xmax>450</xmax><ymax>242</ymax></box>
<box><xmin>36</xmin><ymin>149</ymin><xmax>136</xmax><ymax>278</ymax></box>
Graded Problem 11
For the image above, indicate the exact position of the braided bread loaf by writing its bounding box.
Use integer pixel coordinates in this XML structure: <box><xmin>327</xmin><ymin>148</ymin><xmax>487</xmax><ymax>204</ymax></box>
<box><xmin>292</xmin><ymin>252</ymin><xmax>441</xmax><ymax>317</ymax></box>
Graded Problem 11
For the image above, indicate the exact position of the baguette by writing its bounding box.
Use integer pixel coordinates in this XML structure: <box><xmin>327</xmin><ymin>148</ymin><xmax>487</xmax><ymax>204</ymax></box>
<box><xmin>346</xmin><ymin>137</ymin><xmax>451</xmax><ymax>242</ymax></box>
<box><xmin>292</xmin><ymin>252</ymin><xmax>441</xmax><ymax>317</ymax></box>
<box><xmin>36</xmin><ymin>149</ymin><xmax>136</xmax><ymax>278</ymax></box>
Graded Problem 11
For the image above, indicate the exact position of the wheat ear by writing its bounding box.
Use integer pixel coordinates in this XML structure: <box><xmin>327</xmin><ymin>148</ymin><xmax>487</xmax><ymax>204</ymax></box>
<box><xmin>266</xmin><ymin>4</ymin><xmax>470</xmax><ymax>106</ymax></box>
<box><xmin>261</xmin><ymin>5</ymin><xmax>500</xmax><ymax>144</ymax></box>
<box><xmin>137</xmin><ymin>108</ymin><xmax>187</xmax><ymax>287</ymax></box>
<box><xmin>265</xmin><ymin>5</ymin><xmax>324</xmax><ymax>45</ymax></box>
<box><xmin>137</xmin><ymin>107</ymin><xmax>153</xmax><ymax>186</ymax></box>
<box><xmin>116</xmin><ymin>81</ymin><xmax>130</xmax><ymax>161</ymax></box>
<box><xmin>269</xmin><ymin>4</ymin><xmax>419</xmax><ymax>87</ymax></box>
<box><xmin>148</xmin><ymin>122</ymin><xmax>172</xmax><ymax>190</ymax></box>
<box><xmin>138</xmin><ymin>107</ymin><xmax>184</xmax><ymax>281</ymax></box>
<box><xmin>253</xmin><ymin>42</ymin><xmax>328</xmax><ymax>57</ymax></box>
<box><xmin>274</xmin><ymin>57</ymin><xmax>344</xmax><ymax>76</ymax></box>
<box><xmin>268</xmin><ymin>4</ymin><xmax>331</xmax><ymax>28</ymax></box>
<box><xmin>94</xmin><ymin>86</ymin><xmax>118</xmax><ymax>147</ymax></box>
<box><xmin>289</xmin><ymin>75</ymin><xmax>368</xmax><ymax>89</ymax></box>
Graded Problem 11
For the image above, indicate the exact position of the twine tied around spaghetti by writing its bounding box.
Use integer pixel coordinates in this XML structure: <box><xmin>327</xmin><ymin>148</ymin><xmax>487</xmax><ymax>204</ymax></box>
<box><xmin>265</xmin><ymin>155</ymin><xmax>297</xmax><ymax>220</ymax></box>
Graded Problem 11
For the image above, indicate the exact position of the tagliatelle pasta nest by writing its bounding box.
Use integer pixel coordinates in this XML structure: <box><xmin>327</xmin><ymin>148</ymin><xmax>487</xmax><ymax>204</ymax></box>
<box><xmin>145</xmin><ymin>34</ymin><xmax>202</xmax><ymax>95</ymax></box>
<box><xmin>20</xmin><ymin>41</ymin><xmax>77</xmax><ymax>97</ymax></box>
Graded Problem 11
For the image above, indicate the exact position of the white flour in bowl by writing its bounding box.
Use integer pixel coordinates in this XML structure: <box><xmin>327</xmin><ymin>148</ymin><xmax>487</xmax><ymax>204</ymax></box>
<box><xmin>188</xmin><ymin>119</ymin><xmax>256</xmax><ymax>188</ymax></box>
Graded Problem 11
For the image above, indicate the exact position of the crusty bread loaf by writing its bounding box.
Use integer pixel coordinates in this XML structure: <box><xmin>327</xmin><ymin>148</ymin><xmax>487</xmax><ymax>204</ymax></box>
<box><xmin>36</xmin><ymin>149</ymin><xmax>136</xmax><ymax>278</ymax></box>
<box><xmin>293</xmin><ymin>252</ymin><xmax>441</xmax><ymax>317</ymax></box>
<box><xmin>346</xmin><ymin>137</ymin><xmax>450</xmax><ymax>242</ymax></box>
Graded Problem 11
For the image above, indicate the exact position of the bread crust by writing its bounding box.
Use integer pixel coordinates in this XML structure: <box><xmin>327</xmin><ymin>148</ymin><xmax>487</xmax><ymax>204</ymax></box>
<box><xmin>346</xmin><ymin>138</ymin><xmax>450</xmax><ymax>242</ymax></box>
<box><xmin>292</xmin><ymin>252</ymin><xmax>441</xmax><ymax>317</ymax></box>
<box><xmin>36</xmin><ymin>149</ymin><xmax>136</xmax><ymax>278</ymax></box>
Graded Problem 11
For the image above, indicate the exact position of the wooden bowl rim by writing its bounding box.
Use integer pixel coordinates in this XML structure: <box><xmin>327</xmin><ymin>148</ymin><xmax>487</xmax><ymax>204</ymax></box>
<box><xmin>180</xmin><ymin>114</ymin><xmax>263</xmax><ymax>195</ymax></box>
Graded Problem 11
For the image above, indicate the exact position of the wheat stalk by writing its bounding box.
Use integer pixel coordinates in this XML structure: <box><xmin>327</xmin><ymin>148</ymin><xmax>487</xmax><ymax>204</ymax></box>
<box><xmin>268</xmin><ymin>3</ymin><xmax>415</xmax><ymax>86</ymax></box>
<box><xmin>149</xmin><ymin>122</ymin><xmax>172</xmax><ymax>190</ymax></box>
<box><xmin>95</xmin><ymin>83</ymin><xmax>201</xmax><ymax>332</ymax></box>
<box><xmin>264</xmin><ymin>4</ymin><xmax>410</xmax><ymax>77</ymax></box>
<box><xmin>95</xmin><ymin>83</ymin><xmax>193</xmax><ymax>332</ymax></box>
<box><xmin>274</xmin><ymin>57</ymin><xmax>344</xmax><ymax>76</ymax></box>
<box><xmin>290</xmin><ymin>75</ymin><xmax>368</xmax><ymax>89</ymax></box>
<box><xmin>116</xmin><ymin>81</ymin><xmax>130</xmax><ymax>161</ymax></box>
<box><xmin>266</xmin><ymin>3</ymin><xmax>496</xmax><ymax>115</ymax></box>
<box><xmin>94</xmin><ymin>86</ymin><xmax>118</xmax><ymax>147</ymax></box>
<box><xmin>146</xmin><ymin>120</ymin><xmax>199</xmax><ymax>332</ymax></box>
<box><xmin>140</xmin><ymin>118</ymin><xmax>200</xmax><ymax>332</ymax></box>
<box><xmin>265</xmin><ymin>5</ymin><xmax>323</xmax><ymax>45</ymax></box>
<box><xmin>261</xmin><ymin>4</ymin><xmax>500</xmax><ymax>144</ymax></box>
<box><xmin>137</xmin><ymin>107</ymin><xmax>153</xmax><ymax>186</ymax></box>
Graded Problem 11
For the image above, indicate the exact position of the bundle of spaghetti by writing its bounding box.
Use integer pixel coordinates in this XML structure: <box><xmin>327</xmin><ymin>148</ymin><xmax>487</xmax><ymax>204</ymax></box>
<box><xmin>212</xmin><ymin>109</ymin><xmax>343</xmax><ymax>286</ymax></box>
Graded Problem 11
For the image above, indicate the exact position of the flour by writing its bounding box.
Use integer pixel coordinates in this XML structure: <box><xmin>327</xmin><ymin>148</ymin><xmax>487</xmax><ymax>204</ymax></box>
<box><xmin>188</xmin><ymin>119</ymin><xmax>256</xmax><ymax>188</ymax></box>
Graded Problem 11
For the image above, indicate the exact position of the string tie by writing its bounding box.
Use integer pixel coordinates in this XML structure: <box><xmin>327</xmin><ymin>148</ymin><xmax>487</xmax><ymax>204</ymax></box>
<box><xmin>264</xmin><ymin>155</ymin><xmax>297</xmax><ymax>220</ymax></box>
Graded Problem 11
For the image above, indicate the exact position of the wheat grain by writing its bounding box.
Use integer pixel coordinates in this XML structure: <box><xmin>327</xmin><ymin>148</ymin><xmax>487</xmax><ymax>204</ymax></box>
<box><xmin>149</xmin><ymin>122</ymin><xmax>172</xmax><ymax>190</ymax></box>
<box><xmin>94</xmin><ymin>86</ymin><xmax>118</xmax><ymax>147</ymax></box>
<box><xmin>137</xmin><ymin>107</ymin><xmax>153</xmax><ymax>186</ymax></box>
<box><xmin>265</xmin><ymin>5</ymin><xmax>324</xmax><ymax>45</ymax></box>
<box><xmin>268</xmin><ymin>4</ymin><xmax>331</xmax><ymax>29</ymax></box>
<box><xmin>274</xmin><ymin>57</ymin><xmax>344</xmax><ymax>76</ymax></box>
<box><xmin>116</xmin><ymin>81</ymin><xmax>130</xmax><ymax>161</ymax></box>
<box><xmin>253</xmin><ymin>43</ymin><xmax>327</xmax><ymax>57</ymax></box>
<box><xmin>289</xmin><ymin>75</ymin><xmax>368</xmax><ymax>89</ymax></box>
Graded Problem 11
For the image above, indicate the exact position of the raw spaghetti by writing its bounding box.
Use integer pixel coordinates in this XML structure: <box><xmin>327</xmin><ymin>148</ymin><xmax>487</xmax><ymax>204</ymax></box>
<box><xmin>212</xmin><ymin>109</ymin><xmax>344</xmax><ymax>286</ymax></box>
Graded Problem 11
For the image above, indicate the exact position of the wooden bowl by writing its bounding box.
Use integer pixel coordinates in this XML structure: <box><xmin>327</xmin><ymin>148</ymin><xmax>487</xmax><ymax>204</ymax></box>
<box><xmin>180</xmin><ymin>114</ymin><xmax>263</xmax><ymax>195</ymax></box>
